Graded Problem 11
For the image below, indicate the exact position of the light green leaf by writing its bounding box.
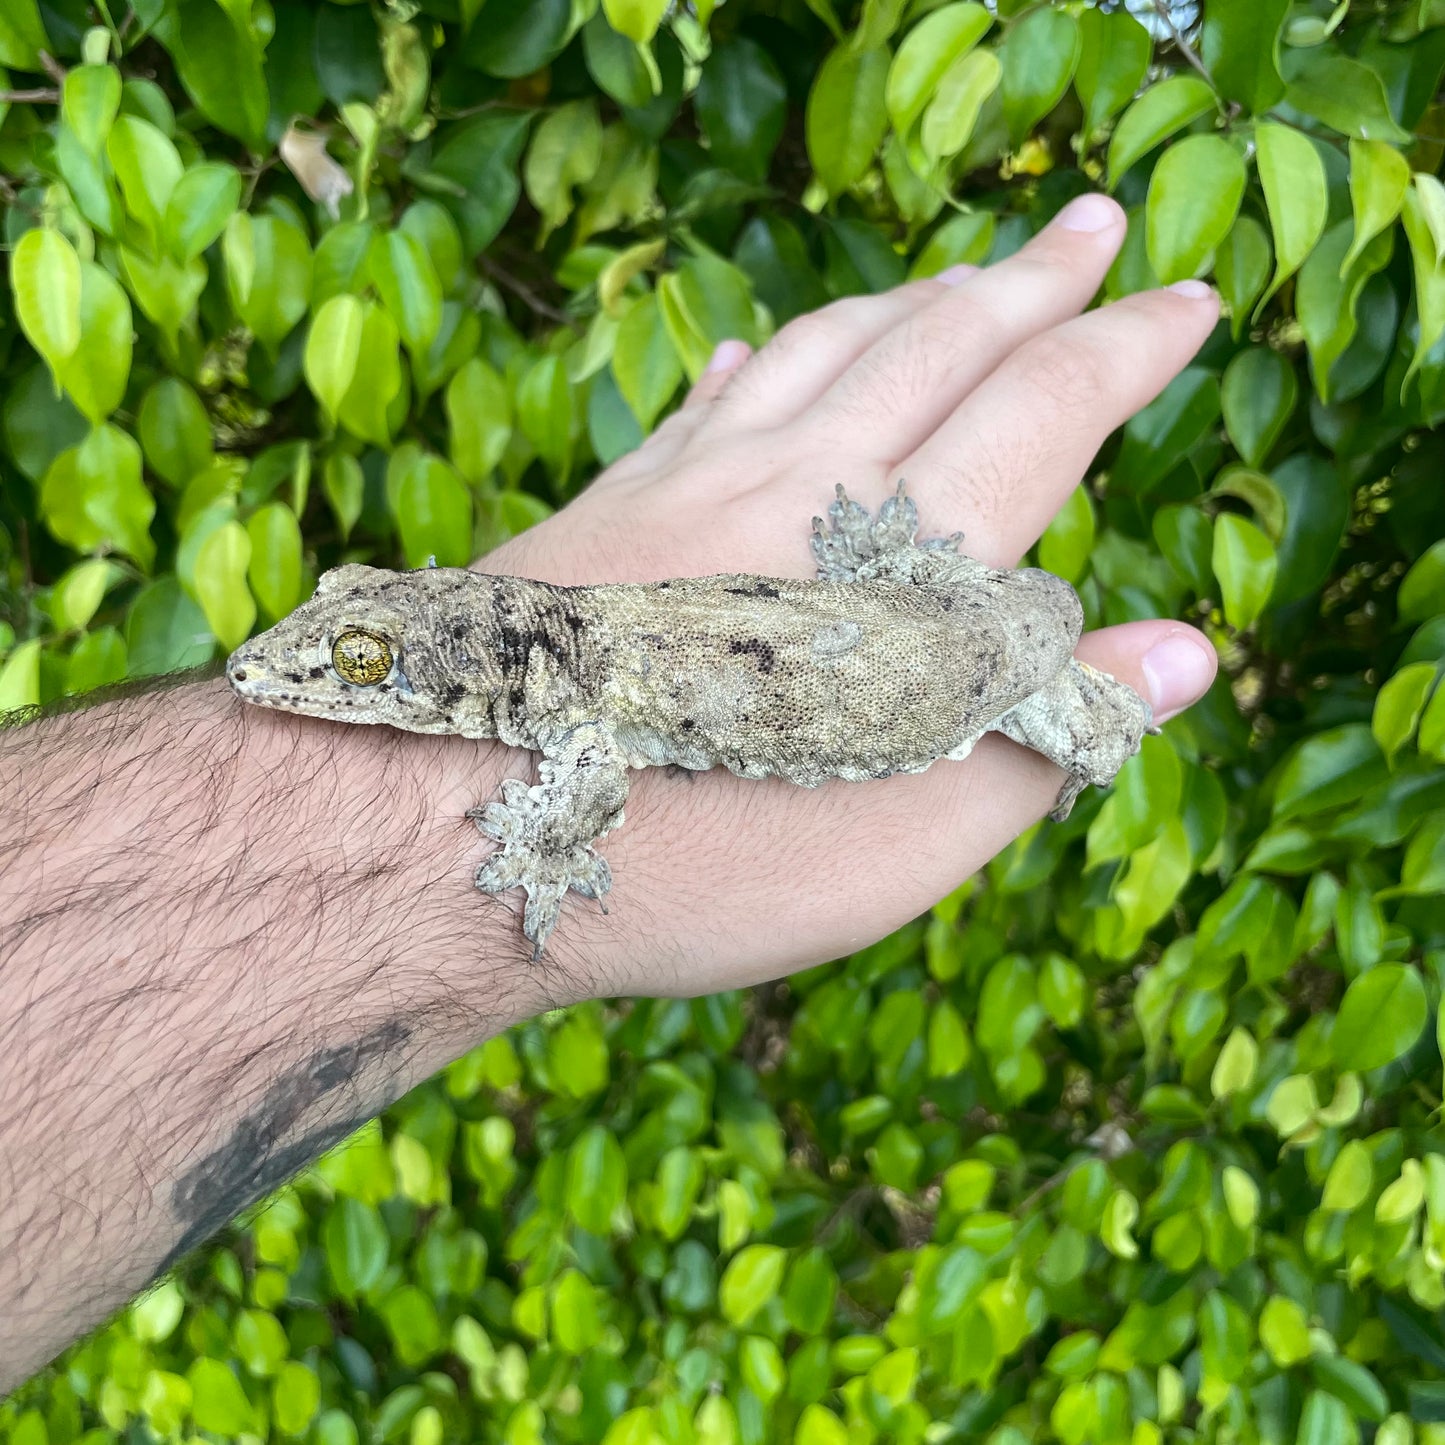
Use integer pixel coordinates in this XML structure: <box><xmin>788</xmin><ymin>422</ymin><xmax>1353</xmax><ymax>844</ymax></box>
<box><xmin>11</xmin><ymin>229</ymin><xmax>83</xmax><ymax>375</ymax></box>
<box><xmin>52</xmin><ymin>559</ymin><xmax>122</xmax><ymax>632</ymax></box>
<box><xmin>807</xmin><ymin>46</ymin><xmax>890</xmax><ymax>196</ymax></box>
<box><xmin>187</xmin><ymin>1359</ymin><xmax>253</xmax><ymax>1435</ymax></box>
<box><xmin>1373</xmin><ymin>662</ymin><xmax>1438</xmax><ymax>762</ymax></box>
<box><xmin>1322</xmin><ymin>1139</ymin><xmax>1372</xmax><ymax>1211</ymax></box>
<box><xmin>394</xmin><ymin>452</ymin><xmax>473</xmax><ymax>569</ymax></box>
<box><xmin>192</xmin><ymin>520</ymin><xmax>256</xmax><ymax>651</ymax></box>
<box><xmin>1255</xmin><ymin>123</ymin><xmax>1328</xmax><ymax>309</ymax></box>
<box><xmin>1107</xmin><ymin>76</ymin><xmax>1216</xmax><ymax>187</ymax></box>
<box><xmin>139</xmin><ymin>378</ymin><xmax>213</xmax><ymax>488</ymax></box>
<box><xmin>165</xmin><ymin>162</ymin><xmax>243</xmax><ymax>262</ymax></box>
<box><xmin>613</xmin><ymin>292</ymin><xmax>683</xmax><ymax>430</ymax></box>
<box><xmin>337</xmin><ymin>302</ymin><xmax>403</xmax><ymax>447</ymax></box>
<box><xmin>1400</xmin><ymin>182</ymin><xmax>1445</xmax><ymax>389</ymax></box>
<box><xmin>1210</xmin><ymin>1027</ymin><xmax>1258</xmax><ymax>1099</ymax></box>
<box><xmin>62</xmin><ymin>64</ymin><xmax>122</xmax><ymax>155</ymax></box>
<box><xmin>1146</xmin><ymin>133</ymin><xmax>1246</xmax><ymax>282</ymax></box>
<box><xmin>304</xmin><ymin>295</ymin><xmax>366</xmax><ymax>423</ymax></box>
<box><xmin>1212</xmin><ymin>512</ymin><xmax>1277</xmax><ymax>630</ymax></box>
<box><xmin>602</xmin><ymin>0</ymin><xmax>668</xmax><ymax>43</ymax></box>
<box><xmin>922</xmin><ymin>50</ymin><xmax>1001</xmax><ymax>164</ymax></box>
<box><xmin>245</xmin><ymin>503</ymin><xmax>305</xmax><ymax>622</ymax></box>
<box><xmin>523</xmin><ymin>100</ymin><xmax>604</xmax><ymax>243</ymax></box>
<box><xmin>719</xmin><ymin>1244</ymin><xmax>787</xmax><ymax>1325</ymax></box>
<box><xmin>1332</xmin><ymin>964</ymin><xmax>1427</xmax><ymax>1071</ymax></box>
<box><xmin>0</xmin><ymin>640</ymin><xmax>41</xmax><ymax>714</ymax></box>
<box><xmin>886</xmin><ymin>3</ymin><xmax>993</xmax><ymax>142</ymax></box>
<box><xmin>224</xmin><ymin>212</ymin><xmax>314</xmax><ymax>354</ymax></box>
<box><xmin>107</xmin><ymin>113</ymin><xmax>183</xmax><ymax>239</ymax></box>
<box><xmin>1342</xmin><ymin>139</ymin><xmax>1410</xmax><ymax>275</ymax></box>
<box><xmin>322</xmin><ymin>1197</ymin><xmax>390</xmax><ymax>1298</ymax></box>
<box><xmin>447</xmin><ymin>358</ymin><xmax>512</xmax><ymax>483</ymax></box>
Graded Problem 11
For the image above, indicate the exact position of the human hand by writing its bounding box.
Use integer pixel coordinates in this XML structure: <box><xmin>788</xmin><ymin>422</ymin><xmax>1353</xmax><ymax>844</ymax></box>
<box><xmin>479</xmin><ymin>193</ymin><xmax>1219</xmax><ymax>1001</ymax></box>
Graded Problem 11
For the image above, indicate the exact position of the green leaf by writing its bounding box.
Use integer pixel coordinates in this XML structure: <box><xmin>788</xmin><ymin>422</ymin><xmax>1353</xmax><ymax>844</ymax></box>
<box><xmin>921</xmin><ymin>50</ymin><xmax>1001</xmax><ymax>165</ymax></box>
<box><xmin>447</xmin><ymin>358</ymin><xmax>512</xmax><ymax>483</ymax></box>
<box><xmin>1216</xmin><ymin>214</ymin><xmax>1272</xmax><ymax>339</ymax></box>
<box><xmin>602</xmin><ymin>0</ymin><xmax>668</xmax><ymax>44</ymax></box>
<box><xmin>1147</xmin><ymin>134</ymin><xmax>1247</xmax><ymax>283</ymax></box>
<box><xmin>807</xmin><ymin>46</ymin><xmax>890</xmax><ymax>196</ymax></box>
<box><xmin>1400</xmin><ymin>182</ymin><xmax>1445</xmax><ymax>388</ymax></box>
<box><xmin>696</xmin><ymin>39</ymin><xmax>787</xmax><ymax>184</ymax></box>
<box><xmin>616</xmin><ymin>294</ymin><xmax>684</xmax><ymax>429</ymax></box>
<box><xmin>52</xmin><ymin>559</ymin><xmax>122</xmax><ymax>632</ymax></box>
<box><xmin>192</xmin><ymin>519</ymin><xmax>256</xmax><ymax>651</ymax></box>
<box><xmin>107</xmin><ymin>114</ymin><xmax>183</xmax><ymax>239</ymax></box>
<box><xmin>1255</xmin><ymin>123</ymin><xmax>1328</xmax><ymax>309</ymax></box>
<box><xmin>886</xmin><ymin>4</ymin><xmax>993</xmax><ymax>142</ymax></box>
<box><xmin>63</xmin><ymin>64</ymin><xmax>122</xmax><ymax>155</ymax></box>
<box><xmin>370</xmin><ymin>230</ymin><xmax>443</xmax><ymax>359</ymax></box>
<box><xmin>164</xmin><ymin>0</ymin><xmax>269</xmax><ymax>151</ymax></box>
<box><xmin>1322</xmin><ymin>1139</ymin><xmax>1373</xmax><ymax>1211</ymax></box>
<box><xmin>165</xmin><ymin>162</ymin><xmax>242</xmax><ymax>263</ymax></box>
<box><xmin>139</xmin><ymin>378</ymin><xmax>213</xmax><ymax>488</ymax></box>
<box><xmin>1212</xmin><ymin>512</ymin><xmax>1277</xmax><ymax>630</ymax></box>
<box><xmin>322</xmin><ymin>454</ymin><xmax>364</xmax><ymax>541</ymax></box>
<box><xmin>999</xmin><ymin>8</ymin><xmax>1079</xmax><ymax>147</ymax></box>
<box><xmin>1260</xmin><ymin>1296</ymin><xmax>1312</xmax><ymax>1367</ymax></box>
<box><xmin>0</xmin><ymin>640</ymin><xmax>41</xmax><ymax>713</ymax></box>
<box><xmin>1274</xmin><ymin>725</ymin><xmax>1387</xmax><ymax>820</ymax></box>
<box><xmin>1343</xmin><ymin>139</ymin><xmax>1410</xmax><ymax>276</ymax></box>
<box><xmin>273</xmin><ymin>1362</ymin><xmax>320</xmax><ymax>1436</ymax></box>
<box><xmin>583</xmin><ymin>14</ymin><xmax>654</xmax><ymax>109</ymax></box>
<box><xmin>1210</xmin><ymin>1027</ymin><xmax>1258</xmax><ymax>1099</ymax></box>
<box><xmin>337</xmin><ymin>303</ymin><xmax>403</xmax><ymax>448</ymax></box>
<box><xmin>1373</xmin><ymin>663</ymin><xmax>1438</xmax><ymax>762</ymax></box>
<box><xmin>1037</xmin><ymin>483</ymin><xmax>1095</xmax><ymax>584</ymax></box>
<box><xmin>1074</xmin><ymin>9</ymin><xmax>1151</xmax><ymax>138</ymax></box>
<box><xmin>1112</xmin><ymin>366</ymin><xmax>1221</xmax><ymax>492</ymax></box>
<box><xmin>565</xmin><ymin>1125</ymin><xmax>627</xmax><ymax>1234</ymax></box>
<box><xmin>11</xmin><ymin>229</ymin><xmax>83</xmax><ymax>376</ymax></box>
<box><xmin>0</xmin><ymin>0</ymin><xmax>46</xmax><ymax>68</ymax></box>
<box><xmin>523</xmin><ymin>100</ymin><xmax>605</xmax><ymax>242</ymax></box>
<box><xmin>719</xmin><ymin>1244</ymin><xmax>787</xmax><ymax>1325</ymax></box>
<box><xmin>1311</xmin><ymin>1356</ymin><xmax>1389</xmax><ymax>1424</ymax></box>
<box><xmin>1221</xmin><ymin>347</ymin><xmax>1297</xmax><ymax>466</ymax></box>
<box><xmin>1282</xmin><ymin>49</ymin><xmax>1411</xmax><ymax>144</ymax></box>
<box><xmin>1201</xmin><ymin>0</ymin><xmax>1287</xmax><ymax>113</ymax></box>
<box><xmin>1332</xmin><ymin>964</ymin><xmax>1427</xmax><ymax>1071</ymax></box>
<box><xmin>1107</xmin><ymin>76</ymin><xmax>1216</xmax><ymax>187</ymax></box>
<box><xmin>41</xmin><ymin>423</ymin><xmax>156</xmax><ymax>568</ymax></box>
<box><xmin>393</xmin><ymin>452</ymin><xmax>473</xmax><ymax>569</ymax></box>
<box><xmin>304</xmin><ymin>295</ymin><xmax>365</xmax><ymax>423</ymax></box>
<box><xmin>246</xmin><ymin>503</ymin><xmax>304</xmax><ymax>623</ymax></box>
<box><xmin>1297</xmin><ymin>1391</ymin><xmax>1359</xmax><ymax>1445</ymax></box>
<box><xmin>224</xmin><ymin>212</ymin><xmax>314</xmax><ymax>354</ymax></box>
<box><xmin>425</xmin><ymin>112</ymin><xmax>530</xmax><ymax>256</ymax></box>
<box><xmin>322</xmin><ymin>1197</ymin><xmax>390</xmax><ymax>1298</ymax></box>
<box><xmin>187</xmin><ymin>1359</ymin><xmax>254</xmax><ymax>1435</ymax></box>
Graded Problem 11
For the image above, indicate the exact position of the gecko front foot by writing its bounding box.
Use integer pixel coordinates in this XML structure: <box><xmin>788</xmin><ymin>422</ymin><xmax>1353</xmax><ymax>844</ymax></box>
<box><xmin>470</xmin><ymin>784</ymin><xmax>614</xmax><ymax>960</ymax></box>
<box><xmin>811</xmin><ymin>480</ymin><xmax>964</xmax><ymax>583</ymax></box>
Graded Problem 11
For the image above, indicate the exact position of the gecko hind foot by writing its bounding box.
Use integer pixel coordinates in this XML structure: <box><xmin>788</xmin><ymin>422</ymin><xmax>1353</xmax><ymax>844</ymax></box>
<box><xmin>468</xmin><ymin>789</ymin><xmax>612</xmax><ymax>959</ymax></box>
<box><xmin>810</xmin><ymin>480</ymin><xmax>963</xmax><ymax>583</ymax></box>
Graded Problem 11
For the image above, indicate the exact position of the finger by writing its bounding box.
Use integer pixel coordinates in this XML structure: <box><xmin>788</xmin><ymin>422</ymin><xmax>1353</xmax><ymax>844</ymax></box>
<box><xmin>895</xmin><ymin>281</ymin><xmax>1220</xmax><ymax>566</ymax></box>
<box><xmin>705</xmin><ymin>272</ymin><xmax>977</xmax><ymax>431</ymax></box>
<box><xmin>799</xmin><ymin>193</ymin><xmax>1128</xmax><ymax>463</ymax></box>
<box><xmin>682</xmin><ymin>339</ymin><xmax>753</xmax><ymax>409</ymax></box>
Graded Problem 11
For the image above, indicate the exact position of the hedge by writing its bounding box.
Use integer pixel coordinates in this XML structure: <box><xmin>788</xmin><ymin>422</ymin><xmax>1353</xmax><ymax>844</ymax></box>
<box><xmin>4</xmin><ymin>0</ymin><xmax>1445</xmax><ymax>1440</ymax></box>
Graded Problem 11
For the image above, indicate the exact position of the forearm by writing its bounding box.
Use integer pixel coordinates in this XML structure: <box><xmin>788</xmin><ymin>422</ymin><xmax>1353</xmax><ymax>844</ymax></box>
<box><xmin>0</xmin><ymin>675</ymin><xmax>539</xmax><ymax>1391</ymax></box>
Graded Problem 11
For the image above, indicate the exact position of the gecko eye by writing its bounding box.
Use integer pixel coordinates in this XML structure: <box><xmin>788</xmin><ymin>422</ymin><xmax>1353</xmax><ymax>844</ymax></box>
<box><xmin>331</xmin><ymin>630</ymin><xmax>394</xmax><ymax>686</ymax></box>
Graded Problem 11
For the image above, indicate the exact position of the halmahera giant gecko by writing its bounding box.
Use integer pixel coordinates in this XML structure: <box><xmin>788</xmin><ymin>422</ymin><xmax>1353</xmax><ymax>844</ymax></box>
<box><xmin>227</xmin><ymin>484</ymin><xmax>1152</xmax><ymax>957</ymax></box>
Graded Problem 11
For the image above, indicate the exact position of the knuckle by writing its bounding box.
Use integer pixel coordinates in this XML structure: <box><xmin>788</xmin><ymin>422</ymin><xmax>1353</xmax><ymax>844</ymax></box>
<box><xmin>1010</xmin><ymin>330</ymin><xmax>1110</xmax><ymax>413</ymax></box>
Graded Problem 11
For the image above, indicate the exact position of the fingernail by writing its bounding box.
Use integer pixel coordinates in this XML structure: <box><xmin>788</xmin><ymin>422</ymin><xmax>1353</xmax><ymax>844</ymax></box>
<box><xmin>936</xmin><ymin>263</ymin><xmax>978</xmax><ymax>285</ymax></box>
<box><xmin>1141</xmin><ymin>631</ymin><xmax>1217</xmax><ymax>723</ymax></box>
<box><xmin>1167</xmin><ymin>279</ymin><xmax>1215</xmax><ymax>300</ymax></box>
<box><xmin>1052</xmin><ymin>193</ymin><xmax>1122</xmax><ymax>233</ymax></box>
<box><xmin>705</xmin><ymin>338</ymin><xmax>751</xmax><ymax>374</ymax></box>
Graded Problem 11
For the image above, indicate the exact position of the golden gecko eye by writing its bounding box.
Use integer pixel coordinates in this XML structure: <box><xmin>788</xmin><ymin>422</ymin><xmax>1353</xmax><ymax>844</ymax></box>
<box><xmin>332</xmin><ymin>629</ymin><xmax>394</xmax><ymax>686</ymax></box>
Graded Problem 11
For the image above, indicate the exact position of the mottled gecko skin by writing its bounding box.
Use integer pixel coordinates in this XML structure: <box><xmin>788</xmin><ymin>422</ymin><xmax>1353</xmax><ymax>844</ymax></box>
<box><xmin>227</xmin><ymin>485</ymin><xmax>1152</xmax><ymax>956</ymax></box>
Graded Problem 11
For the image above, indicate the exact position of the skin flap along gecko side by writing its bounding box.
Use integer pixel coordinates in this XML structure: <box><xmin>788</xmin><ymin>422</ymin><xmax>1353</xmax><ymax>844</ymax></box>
<box><xmin>227</xmin><ymin>484</ymin><xmax>1153</xmax><ymax>958</ymax></box>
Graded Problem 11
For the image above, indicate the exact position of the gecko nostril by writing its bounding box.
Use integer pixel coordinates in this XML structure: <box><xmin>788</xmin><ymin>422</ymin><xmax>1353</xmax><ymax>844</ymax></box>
<box><xmin>231</xmin><ymin>668</ymin><xmax>248</xmax><ymax>682</ymax></box>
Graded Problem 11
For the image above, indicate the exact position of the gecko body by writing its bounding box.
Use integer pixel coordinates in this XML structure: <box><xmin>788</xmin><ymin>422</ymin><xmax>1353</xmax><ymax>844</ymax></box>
<box><xmin>228</xmin><ymin>485</ymin><xmax>1152</xmax><ymax>956</ymax></box>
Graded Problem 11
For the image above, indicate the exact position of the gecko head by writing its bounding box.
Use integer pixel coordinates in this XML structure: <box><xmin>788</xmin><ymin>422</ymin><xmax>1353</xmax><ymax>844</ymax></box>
<box><xmin>225</xmin><ymin>562</ymin><xmax>489</xmax><ymax>733</ymax></box>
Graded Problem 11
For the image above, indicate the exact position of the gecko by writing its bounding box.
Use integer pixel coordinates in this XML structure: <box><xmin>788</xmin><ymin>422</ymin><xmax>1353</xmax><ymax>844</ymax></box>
<box><xmin>226</xmin><ymin>483</ymin><xmax>1153</xmax><ymax>958</ymax></box>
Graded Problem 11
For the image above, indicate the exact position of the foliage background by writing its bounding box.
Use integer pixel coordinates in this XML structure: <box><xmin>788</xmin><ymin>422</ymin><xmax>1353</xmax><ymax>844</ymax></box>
<box><xmin>5</xmin><ymin>0</ymin><xmax>1445</xmax><ymax>1438</ymax></box>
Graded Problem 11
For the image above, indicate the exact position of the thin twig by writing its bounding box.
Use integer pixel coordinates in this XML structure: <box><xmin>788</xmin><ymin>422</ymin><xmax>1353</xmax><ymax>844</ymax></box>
<box><xmin>0</xmin><ymin>88</ymin><xmax>60</xmax><ymax>104</ymax></box>
<box><xmin>37</xmin><ymin>51</ymin><xmax>66</xmax><ymax>86</ymax></box>
<box><xmin>1149</xmin><ymin>0</ymin><xmax>1217</xmax><ymax>91</ymax></box>
<box><xmin>479</xmin><ymin>253</ymin><xmax>573</xmax><ymax>327</ymax></box>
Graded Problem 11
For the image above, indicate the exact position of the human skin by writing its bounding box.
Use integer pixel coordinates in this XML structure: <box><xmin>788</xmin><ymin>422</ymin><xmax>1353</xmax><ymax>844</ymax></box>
<box><xmin>0</xmin><ymin>192</ymin><xmax>1219</xmax><ymax>1391</ymax></box>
